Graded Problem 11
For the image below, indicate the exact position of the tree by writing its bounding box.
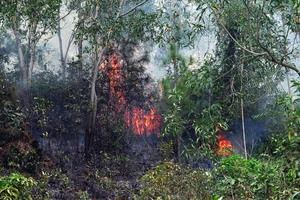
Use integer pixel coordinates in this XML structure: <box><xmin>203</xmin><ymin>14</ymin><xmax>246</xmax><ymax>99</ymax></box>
<box><xmin>207</xmin><ymin>0</ymin><xmax>300</xmax><ymax>76</ymax></box>
<box><xmin>159</xmin><ymin>0</ymin><xmax>207</xmax><ymax>163</ymax></box>
<box><xmin>208</xmin><ymin>0</ymin><xmax>287</xmax><ymax>157</ymax></box>
<box><xmin>0</xmin><ymin>0</ymin><xmax>62</xmax><ymax>112</ymax></box>
<box><xmin>73</xmin><ymin>0</ymin><xmax>157</xmax><ymax>159</ymax></box>
<box><xmin>0</xmin><ymin>0</ymin><xmax>62</xmax><ymax>88</ymax></box>
<box><xmin>161</xmin><ymin>0</ymin><xmax>292</xmax><ymax>160</ymax></box>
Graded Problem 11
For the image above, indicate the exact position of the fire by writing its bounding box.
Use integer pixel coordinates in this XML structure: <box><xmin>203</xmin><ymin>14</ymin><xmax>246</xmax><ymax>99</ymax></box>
<box><xmin>101</xmin><ymin>51</ymin><xmax>162</xmax><ymax>135</ymax></box>
<box><xmin>125</xmin><ymin>108</ymin><xmax>162</xmax><ymax>135</ymax></box>
<box><xmin>216</xmin><ymin>134</ymin><xmax>233</xmax><ymax>156</ymax></box>
<box><xmin>103</xmin><ymin>53</ymin><xmax>126</xmax><ymax>106</ymax></box>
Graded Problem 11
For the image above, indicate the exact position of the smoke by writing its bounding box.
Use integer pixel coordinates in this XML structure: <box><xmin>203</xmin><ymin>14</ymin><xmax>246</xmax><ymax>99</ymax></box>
<box><xmin>145</xmin><ymin>45</ymin><xmax>167</xmax><ymax>80</ymax></box>
<box><xmin>227</xmin><ymin>118</ymin><xmax>269</xmax><ymax>155</ymax></box>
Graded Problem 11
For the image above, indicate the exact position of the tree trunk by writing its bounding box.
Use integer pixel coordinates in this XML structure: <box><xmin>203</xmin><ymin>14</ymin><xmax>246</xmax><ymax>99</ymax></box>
<box><xmin>78</xmin><ymin>37</ymin><xmax>83</xmax><ymax>73</ymax></box>
<box><xmin>12</xmin><ymin>22</ymin><xmax>31</xmax><ymax>111</ymax></box>
<box><xmin>241</xmin><ymin>98</ymin><xmax>247</xmax><ymax>159</ymax></box>
<box><xmin>281</xmin><ymin>9</ymin><xmax>293</xmax><ymax>98</ymax></box>
<box><xmin>77</xmin><ymin>2</ymin><xmax>84</xmax><ymax>73</ymax></box>
<box><xmin>176</xmin><ymin>134</ymin><xmax>181</xmax><ymax>164</ymax></box>
<box><xmin>57</xmin><ymin>19</ymin><xmax>66</xmax><ymax>80</ymax></box>
<box><xmin>12</xmin><ymin>24</ymin><xmax>27</xmax><ymax>87</ymax></box>
<box><xmin>241</xmin><ymin>50</ymin><xmax>247</xmax><ymax>159</ymax></box>
<box><xmin>84</xmin><ymin>47</ymin><xmax>106</xmax><ymax>160</ymax></box>
<box><xmin>28</xmin><ymin>43</ymin><xmax>36</xmax><ymax>87</ymax></box>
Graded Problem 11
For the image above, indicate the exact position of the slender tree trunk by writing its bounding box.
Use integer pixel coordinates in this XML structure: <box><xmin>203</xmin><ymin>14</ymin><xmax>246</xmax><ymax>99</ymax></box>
<box><xmin>281</xmin><ymin>9</ymin><xmax>293</xmax><ymax>97</ymax></box>
<box><xmin>85</xmin><ymin>46</ymin><xmax>106</xmax><ymax>160</ymax></box>
<box><xmin>57</xmin><ymin>19</ymin><xmax>66</xmax><ymax>80</ymax></box>
<box><xmin>12</xmin><ymin>24</ymin><xmax>27</xmax><ymax>87</ymax></box>
<box><xmin>77</xmin><ymin>3</ymin><xmax>84</xmax><ymax>73</ymax></box>
<box><xmin>176</xmin><ymin>134</ymin><xmax>181</xmax><ymax>163</ymax></box>
<box><xmin>78</xmin><ymin>37</ymin><xmax>83</xmax><ymax>72</ymax></box>
<box><xmin>241</xmin><ymin>98</ymin><xmax>247</xmax><ymax>159</ymax></box>
<box><xmin>174</xmin><ymin>57</ymin><xmax>181</xmax><ymax>164</ymax></box>
<box><xmin>241</xmin><ymin>50</ymin><xmax>247</xmax><ymax>159</ymax></box>
<box><xmin>27</xmin><ymin>20</ymin><xmax>37</xmax><ymax>88</ymax></box>
<box><xmin>28</xmin><ymin>43</ymin><xmax>36</xmax><ymax>87</ymax></box>
<box><xmin>12</xmin><ymin>22</ymin><xmax>31</xmax><ymax>111</ymax></box>
<box><xmin>28</xmin><ymin>45</ymin><xmax>36</xmax><ymax>85</ymax></box>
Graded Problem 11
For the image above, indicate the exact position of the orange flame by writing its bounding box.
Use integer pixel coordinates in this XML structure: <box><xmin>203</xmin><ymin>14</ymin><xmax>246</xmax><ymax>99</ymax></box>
<box><xmin>101</xmin><ymin>52</ymin><xmax>162</xmax><ymax>135</ymax></box>
<box><xmin>125</xmin><ymin>108</ymin><xmax>162</xmax><ymax>135</ymax></box>
<box><xmin>216</xmin><ymin>134</ymin><xmax>233</xmax><ymax>156</ymax></box>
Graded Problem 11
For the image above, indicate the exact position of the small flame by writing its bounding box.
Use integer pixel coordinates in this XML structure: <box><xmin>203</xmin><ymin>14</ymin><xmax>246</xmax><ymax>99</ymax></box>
<box><xmin>216</xmin><ymin>134</ymin><xmax>233</xmax><ymax>155</ymax></box>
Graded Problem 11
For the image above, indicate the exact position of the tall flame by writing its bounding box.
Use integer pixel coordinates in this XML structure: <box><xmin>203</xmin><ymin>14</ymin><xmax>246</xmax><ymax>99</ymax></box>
<box><xmin>101</xmin><ymin>52</ymin><xmax>162</xmax><ymax>135</ymax></box>
<box><xmin>101</xmin><ymin>53</ymin><xmax>126</xmax><ymax>108</ymax></box>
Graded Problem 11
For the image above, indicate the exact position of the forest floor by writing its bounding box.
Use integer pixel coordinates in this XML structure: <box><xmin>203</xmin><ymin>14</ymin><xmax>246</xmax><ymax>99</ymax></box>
<box><xmin>36</xmin><ymin>134</ymin><xmax>162</xmax><ymax>199</ymax></box>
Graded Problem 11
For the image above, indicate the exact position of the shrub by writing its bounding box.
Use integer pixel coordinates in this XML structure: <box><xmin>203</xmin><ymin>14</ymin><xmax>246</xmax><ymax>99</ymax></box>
<box><xmin>211</xmin><ymin>155</ymin><xmax>300</xmax><ymax>199</ymax></box>
<box><xmin>138</xmin><ymin>161</ymin><xmax>210</xmax><ymax>199</ymax></box>
<box><xmin>6</xmin><ymin>142</ymin><xmax>40</xmax><ymax>173</ymax></box>
<box><xmin>0</xmin><ymin>173</ymin><xmax>37</xmax><ymax>200</ymax></box>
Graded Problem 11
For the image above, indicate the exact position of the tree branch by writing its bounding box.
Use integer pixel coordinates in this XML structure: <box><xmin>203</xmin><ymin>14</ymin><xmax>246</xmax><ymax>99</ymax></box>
<box><xmin>211</xmin><ymin>5</ymin><xmax>300</xmax><ymax>76</ymax></box>
<box><xmin>36</xmin><ymin>8</ymin><xmax>74</xmax><ymax>42</ymax></box>
<box><xmin>119</xmin><ymin>0</ymin><xmax>148</xmax><ymax>18</ymax></box>
<box><xmin>256</xmin><ymin>38</ymin><xmax>300</xmax><ymax>76</ymax></box>
<box><xmin>210</xmin><ymin>7</ymin><xmax>267</xmax><ymax>57</ymax></box>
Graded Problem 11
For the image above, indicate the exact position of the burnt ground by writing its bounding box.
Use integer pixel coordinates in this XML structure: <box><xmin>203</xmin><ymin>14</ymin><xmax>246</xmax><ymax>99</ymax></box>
<box><xmin>35</xmin><ymin>133</ymin><xmax>162</xmax><ymax>199</ymax></box>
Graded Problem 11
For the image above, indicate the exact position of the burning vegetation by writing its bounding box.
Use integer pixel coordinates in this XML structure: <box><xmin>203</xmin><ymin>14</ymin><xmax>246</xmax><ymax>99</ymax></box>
<box><xmin>101</xmin><ymin>51</ymin><xmax>162</xmax><ymax>135</ymax></box>
<box><xmin>125</xmin><ymin>107</ymin><xmax>162</xmax><ymax>135</ymax></box>
<box><xmin>216</xmin><ymin>133</ymin><xmax>233</xmax><ymax>156</ymax></box>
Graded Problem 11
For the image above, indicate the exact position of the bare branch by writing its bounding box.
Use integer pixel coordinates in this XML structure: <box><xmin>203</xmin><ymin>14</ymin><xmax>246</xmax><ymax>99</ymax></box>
<box><xmin>64</xmin><ymin>30</ymin><xmax>75</xmax><ymax>61</ymax></box>
<box><xmin>35</xmin><ymin>8</ymin><xmax>74</xmax><ymax>42</ymax></box>
<box><xmin>256</xmin><ymin>39</ymin><xmax>300</xmax><ymax>76</ymax></box>
<box><xmin>119</xmin><ymin>0</ymin><xmax>148</xmax><ymax>18</ymax></box>
<box><xmin>116</xmin><ymin>0</ymin><xmax>126</xmax><ymax>19</ymax></box>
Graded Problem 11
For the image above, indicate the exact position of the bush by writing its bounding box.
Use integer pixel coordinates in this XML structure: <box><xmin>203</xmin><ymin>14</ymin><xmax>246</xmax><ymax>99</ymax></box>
<box><xmin>0</xmin><ymin>173</ymin><xmax>37</xmax><ymax>200</ymax></box>
<box><xmin>6</xmin><ymin>141</ymin><xmax>40</xmax><ymax>173</ymax></box>
<box><xmin>138</xmin><ymin>161</ymin><xmax>210</xmax><ymax>199</ymax></box>
<box><xmin>0</xmin><ymin>100</ymin><xmax>25</xmax><ymax>147</ymax></box>
<box><xmin>211</xmin><ymin>155</ymin><xmax>300</xmax><ymax>199</ymax></box>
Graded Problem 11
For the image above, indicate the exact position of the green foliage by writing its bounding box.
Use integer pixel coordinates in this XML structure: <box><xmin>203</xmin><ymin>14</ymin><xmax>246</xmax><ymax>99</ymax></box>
<box><xmin>138</xmin><ymin>161</ymin><xmax>210</xmax><ymax>199</ymax></box>
<box><xmin>154</xmin><ymin>0</ymin><xmax>206</xmax><ymax>47</ymax></box>
<box><xmin>0</xmin><ymin>74</ymin><xmax>40</xmax><ymax>174</ymax></box>
<box><xmin>159</xmin><ymin>141</ymin><xmax>174</xmax><ymax>160</ymax></box>
<box><xmin>78</xmin><ymin>190</ymin><xmax>91</xmax><ymax>200</ymax></box>
<box><xmin>0</xmin><ymin>173</ymin><xmax>37</xmax><ymax>200</ymax></box>
<box><xmin>138</xmin><ymin>154</ymin><xmax>299</xmax><ymax>199</ymax></box>
<box><xmin>206</xmin><ymin>0</ymin><xmax>286</xmax><ymax>121</ymax></box>
<box><xmin>0</xmin><ymin>75</ymin><xmax>25</xmax><ymax>146</ymax></box>
<box><xmin>212</xmin><ymin>155</ymin><xmax>300</xmax><ymax>199</ymax></box>
<box><xmin>161</xmin><ymin>58</ymin><xmax>228</xmax><ymax>160</ymax></box>
<box><xmin>256</xmin><ymin>79</ymin><xmax>300</xmax><ymax>158</ymax></box>
<box><xmin>76</xmin><ymin>0</ymin><xmax>158</xmax><ymax>52</ymax></box>
<box><xmin>0</xmin><ymin>100</ymin><xmax>25</xmax><ymax>146</ymax></box>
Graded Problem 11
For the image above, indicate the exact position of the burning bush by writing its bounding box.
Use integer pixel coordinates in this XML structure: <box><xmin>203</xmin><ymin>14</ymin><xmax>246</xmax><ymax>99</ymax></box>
<box><xmin>216</xmin><ymin>132</ymin><xmax>233</xmax><ymax>156</ymax></box>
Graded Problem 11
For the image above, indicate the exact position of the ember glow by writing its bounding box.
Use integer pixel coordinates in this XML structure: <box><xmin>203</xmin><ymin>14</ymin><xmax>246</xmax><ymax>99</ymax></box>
<box><xmin>101</xmin><ymin>52</ymin><xmax>162</xmax><ymax>135</ymax></box>
<box><xmin>216</xmin><ymin>134</ymin><xmax>233</xmax><ymax>155</ymax></box>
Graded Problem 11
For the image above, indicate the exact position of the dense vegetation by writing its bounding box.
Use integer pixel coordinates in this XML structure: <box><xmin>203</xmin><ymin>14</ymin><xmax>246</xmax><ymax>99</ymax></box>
<box><xmin>1</xmin><ymin>0</ymin><xmax>300</xmax><ymax>199</ymax></box>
